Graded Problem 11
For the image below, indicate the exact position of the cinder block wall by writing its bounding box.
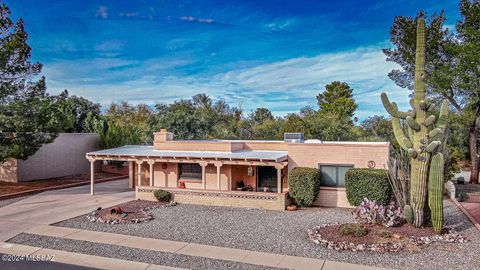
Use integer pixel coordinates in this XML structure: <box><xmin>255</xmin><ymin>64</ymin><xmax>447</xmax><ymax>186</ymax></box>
<box><xmin>15</xmin><ymin>133</ymin><xmax>100</xmax><ymax>182</ymax></box>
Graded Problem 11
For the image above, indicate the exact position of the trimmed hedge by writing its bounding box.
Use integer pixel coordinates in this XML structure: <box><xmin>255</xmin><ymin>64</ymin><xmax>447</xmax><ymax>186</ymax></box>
<box><xmin>345</xmin><ymin>168</ymin><xmax>391</xmax><ymax>206</ymax></box>
<box><xmin>288</xmin><ymin>167</ymin><xmax>321</xmax><ymax>206</ymax></box>
<box><xmin>153</xmin><ymin>189</ymin><xmax>171</xmax><ymax>202</ymax></box>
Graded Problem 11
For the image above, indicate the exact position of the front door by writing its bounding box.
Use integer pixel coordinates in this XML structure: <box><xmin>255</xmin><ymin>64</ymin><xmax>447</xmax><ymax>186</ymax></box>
<box><xmin>257</xmin><ymin>166</ymin><xmax>277</xmax><ymax>192</ymax></box>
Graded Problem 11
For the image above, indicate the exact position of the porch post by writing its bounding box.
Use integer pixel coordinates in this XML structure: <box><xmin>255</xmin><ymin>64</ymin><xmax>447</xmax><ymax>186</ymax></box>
<box><xmin>274</xmin><ymin>164</ymin><xmax>284</xmax><ymax>194</ymax></box>
<box><xmin>88</xmin><ymin>157</ymin><xmax>95</xmax><ymax>195</ymax></box>
<box><xmin>148</xmin><ymin>160</ymin><xmax>155</xmax><ymax>186</ymax></box>
<box><xmin>214</xmin><ymin>162</ymin><xmax>222</xmax><ymax>190</ymax></box>
<box><xmin>136</xmin><ymin>160</ymin><xmax>143</xmax><ymax>186</ymax></box>
<box><xmin>199</xmin><ymin>161</ymin><xmax>208</xmax><ymax>189</ymax></box>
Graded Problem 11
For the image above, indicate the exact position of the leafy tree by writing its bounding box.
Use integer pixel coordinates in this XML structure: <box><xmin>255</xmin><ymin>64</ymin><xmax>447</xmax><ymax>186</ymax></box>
<box><xmin>316</xmin><ymin>81</ymin><xmax>358</xmax><ymax>120</ymax></box>
<box><xmin>360</xmin><ymin>115</ymin><xmax>394</xmax><ymax>142</ymax></box>
<box><xmin>106</xmin><ymin>101</ymin><xmax>152</xmax><ymax>143</ymax></box>
<box><xmin>0</xmin><ymin>3</ymin><xmax>66</xmax><ymax>162</ymax></box>
<box><xmin>57</xmin><ymin>90</ymin><xmax>101</xmax><ymax>133</ymax></box>
<box><xmin>249</xmin><ymin>108</ymin><xmax>274</xmax><ymax>125</ymax></box>
<box><xmin>384</xmin><ymin>1</ymin><xmax>480</xmax><ymax>183</ymax></box>
<box><xmin>99</xmin><ymin>122</ymin><xmax>143</xmax><ymax>149</ymax></box>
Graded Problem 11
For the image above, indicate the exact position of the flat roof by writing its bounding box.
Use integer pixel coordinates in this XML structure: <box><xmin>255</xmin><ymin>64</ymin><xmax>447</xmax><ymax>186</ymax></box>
<box><xmin>87</xmin><ymin>145</ymin><xmax>288</xmax><ymax>162</ymax></box>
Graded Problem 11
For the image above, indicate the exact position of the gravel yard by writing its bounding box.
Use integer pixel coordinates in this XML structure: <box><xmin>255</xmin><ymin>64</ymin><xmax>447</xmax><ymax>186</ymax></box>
<box><xmin>53</xmin><ymin>199</ymin><xmax>480</xmax><ymax>270</ymax></box>
<box><xmin>8</xmin><ymin>234</ymin><xmax>283</xmax><ymax>270</ymax></box>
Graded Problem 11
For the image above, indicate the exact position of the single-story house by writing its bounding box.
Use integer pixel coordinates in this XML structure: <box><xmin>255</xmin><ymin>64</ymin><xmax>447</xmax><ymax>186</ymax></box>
<box><xmin>86</xmin><ymin>129</ymin><xmax>389</xmax><ymax>210</ymax></box>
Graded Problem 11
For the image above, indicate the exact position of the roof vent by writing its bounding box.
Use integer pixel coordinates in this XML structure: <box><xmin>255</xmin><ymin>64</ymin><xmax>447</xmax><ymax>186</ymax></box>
<box><xmin>284</xmin><ymin>133</ymin><xmax>304</xmax><ymax>143</ymax></box>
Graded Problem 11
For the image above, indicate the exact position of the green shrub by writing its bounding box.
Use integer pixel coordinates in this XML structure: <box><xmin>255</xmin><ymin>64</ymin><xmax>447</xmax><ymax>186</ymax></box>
<box><xmin>345</xmin><ymin>168</ymin><xmax>391</xmax><ymax>206</ymax></box>
<box><xmin>288</xmin><ymin>167</ymin><xmax>321</xmax><ymax>206</ymax></box>
<box><xmin>338</xmin><ymin>223</ymin><xmax>368</xmax><ymax>237</ymax></box>
<box><xmin>153</xmin><ymin>189</ymin><xmax>171</xmax><ymax>202</ymax></box>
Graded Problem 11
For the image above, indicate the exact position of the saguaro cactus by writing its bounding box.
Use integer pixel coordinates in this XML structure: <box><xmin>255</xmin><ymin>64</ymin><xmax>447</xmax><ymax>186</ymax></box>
<box><xmin>381</xmin><ymin>18</ymin><xmax>449</xmax><ymax>229</ymax></box>
<box><xmin>429</xmin><ymin>152</ymin><xmax>444</xmax><ymax>234</ymax></box>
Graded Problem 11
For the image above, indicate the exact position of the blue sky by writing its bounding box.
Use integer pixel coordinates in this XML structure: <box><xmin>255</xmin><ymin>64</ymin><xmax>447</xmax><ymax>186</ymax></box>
<box><xmin>7</xmin><ymin>0</ymin><xmax>460</xmax><ymax>119</ymax></box>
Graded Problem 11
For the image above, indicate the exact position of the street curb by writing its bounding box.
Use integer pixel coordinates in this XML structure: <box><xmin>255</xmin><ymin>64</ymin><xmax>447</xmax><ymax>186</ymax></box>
<box><xmin>450</xmin><ymin>198</ymin><xmax>480</xmax><ymax>232</ymax></box>
<box><xmin>0</xmin><ymin>175</ymin><xmax>127</xmax><ymax>201</ymax></box>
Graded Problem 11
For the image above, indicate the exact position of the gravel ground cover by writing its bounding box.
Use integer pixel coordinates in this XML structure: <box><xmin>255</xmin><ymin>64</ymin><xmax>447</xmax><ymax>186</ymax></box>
<box><xmin>0</xmin><ymin>253</ymin><xmax>99</xmax><ymax>270</ymax></box>
<box><xmin>0</xmin><ymin>196</ymin><xmax>29</xmax><ymax>208</ymax></box>
<box><xmin>8</xmin><ymin>233</ymin><xmax>284</xmax><ymax>270</ymax></box>
<box><xmin>54</xmin><ymin>200</ymin><xmax>480</xmax><ymax>270</ymax></box>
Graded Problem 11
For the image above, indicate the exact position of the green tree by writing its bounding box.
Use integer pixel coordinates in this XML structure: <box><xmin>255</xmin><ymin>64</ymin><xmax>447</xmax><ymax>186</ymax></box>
<box><xmin>0</xmin><ymin>3</ymin><xmax>66</xmax><ymax>162</ymax></box>
<box><xmin>57</xmin><ymin>90</ymin><xmax>101</xmax><ymax>133</ymax></box>
<box><xmin>384</xmin><ymin>1</ymin><xmax>480</xmax><ymax>183</ymax></box>
<box><xmin>360</xmin><ymin>115</ymin><xmax>394</xmax><ymax>142</ymax></box>
<box><xmin>316</xmin><ymin>81</ymin><xmax>358</xmax><ymax>120</ymax></box>
<box><xmin>106</xmin><ymin>102</ymin><xmax>152</xmax><ymax>143</ymax></box>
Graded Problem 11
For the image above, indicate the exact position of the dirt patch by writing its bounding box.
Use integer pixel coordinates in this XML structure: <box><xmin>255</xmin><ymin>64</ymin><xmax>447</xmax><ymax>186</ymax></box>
<box><xmin>0</xmin><ymin>172</ymin><xmax>119</xmax><ymax>196</ymax></box>
<box><xmin>87</xmin><ymin>200</ymin><xmax>175</xmax><ymax>224</ymax></box>
<box><xmin>308</xmin><ymin>223</ymin><xmax>468</xmax><ymax>253</ymax></box>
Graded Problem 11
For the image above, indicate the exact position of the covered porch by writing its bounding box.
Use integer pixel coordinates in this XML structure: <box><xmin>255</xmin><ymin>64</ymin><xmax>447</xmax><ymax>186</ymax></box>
<box><xmin>86</xmin><ymin>145</ymin><xmax>288</xmax><ymax>196</ymax></box>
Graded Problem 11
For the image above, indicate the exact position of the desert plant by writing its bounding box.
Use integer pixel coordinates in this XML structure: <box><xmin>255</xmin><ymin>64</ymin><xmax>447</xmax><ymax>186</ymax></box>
<box><xmin>288</xmin><ymin>167</ymin><xmax>321</xmax><ymax>206</ymax></box>
<box><xmin>345</xmin><ymin>169</ymin><xmax>391</xmax><ymax>206</ymax></box>
<box><xmin>404</xmin><ymin>205</ymin><xmax>414</xmax><ymax>224</ymax></box>
<box><xmin>429</xmin><ymin>152</ymin><xmax>444</xmax><ymax>234</ymax></box>
<box><xmin>386</xmin><ymin>149</ymin><xmax>410</xmax><ymax>209</ymax></box>
<box><xmin>381</xmin><ymin>18</ymin><xmax>449</xmax><ymax>228</ymax></box>
<box><xmin>338</xmin><ymin>223</ymin><xmax>368</xmax><ymax>237</ymax></box>
<box><xmin>354</xmin><ymin>198</ymin><xmax>403</xmax><ymax>227</ymax></box>
<box><xmin>153</xmin><ymin>189</ymin><xmax>171</xmax><ymax>202</ymax></box>
<box><xmin>354</xmin><ymin>198</ymin><xmax>386</xmax><ymax>225</ymax></box>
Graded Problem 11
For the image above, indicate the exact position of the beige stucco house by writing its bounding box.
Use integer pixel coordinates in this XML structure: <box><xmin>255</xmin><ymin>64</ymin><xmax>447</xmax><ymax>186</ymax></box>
<box><xmin>87</xmin><ymin>129</ymin><xmax>389</xmax><ymax>210</ymax></box>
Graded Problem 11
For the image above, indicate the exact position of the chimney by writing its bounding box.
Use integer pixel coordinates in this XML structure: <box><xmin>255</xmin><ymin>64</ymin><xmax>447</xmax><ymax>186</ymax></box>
<box><xmin>154</xmin><ymin>129</ymin><xmax>174</xmax><ymax>143</ymax></box>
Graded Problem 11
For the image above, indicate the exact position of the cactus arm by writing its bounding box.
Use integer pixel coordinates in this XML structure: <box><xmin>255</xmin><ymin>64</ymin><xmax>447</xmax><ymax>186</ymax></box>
<box><xmin>423</xmin><ymin>115</ymin><xmax>436</xmax><ymax>127</ymax></box>
<box><xmin>406</xmin><ymin>116</ymin><xmax>421</xmax><ymax>131</ymax></box>
<box><xmin>426</xmin><ymin>141</ymin><xmax>441</xmax><ymax>153</ymax></box>
<box><xmin>428</xmin><ymin>152</ymin><xmax>444</xmax><ymax>234</ymax></box>
<box><xmin>381</xmin><ymin>93</ymin><xmax>415</xmax><ymax>119</ymax></box>
<box><xmin>391</xmin><ymin>116</ymin><xmax>413</xmax><ymax>150</ymax></box>
<box><xmin>427</xmin><ymin>103</ymin><xmax>435</xmax><ymax>112</ymax></box>
<box><xmin>436</xmin><ymin>100</ymin><xmax>449</xmax><ymax>131</ymax></box>
<box><xmin>407</xmin><ymin>125</ymin><xmax>414</xmax><ymax>142</ymax></box>
<box><xmin>429</xmin><ymin>128</ymin><xmax>443</xmax><ymax>138</ymax></box>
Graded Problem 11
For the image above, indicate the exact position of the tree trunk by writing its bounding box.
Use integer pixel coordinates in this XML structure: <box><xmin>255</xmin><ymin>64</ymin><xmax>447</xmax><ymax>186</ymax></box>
<box><xmin>469</xmin><ymin>125</ymin><xmax>479</xmax><ymax>184</ymax></box>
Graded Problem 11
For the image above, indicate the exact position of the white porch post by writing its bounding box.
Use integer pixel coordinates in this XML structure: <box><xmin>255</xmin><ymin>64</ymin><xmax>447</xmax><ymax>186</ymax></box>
<box><xmin>214</xmin><ymin>162</ymin><xmax>222</xmax><ymax>190</ymax></box>
<box><xmin>275</xmin><ymin>164</ymin><xmax>284</xmax><ymax>194</ymax></box>
<box><xmin>88</xmin><ymin>157</ymin><xmax>95</xmax><ymax>195</ymax></box>
<box><xmin>136</xmin><ymin>160</ymin><xmax>143</xmax><ymax>186</ymax></box>
<box><xmin>148</xmin><ymin>160</ymin><xmax>155</xmax><ymax>186</ymax></box>
<box><xmin>199</xmin><ymin>161</ymin><xmax>208</xmax><ymax>190</ymax></box>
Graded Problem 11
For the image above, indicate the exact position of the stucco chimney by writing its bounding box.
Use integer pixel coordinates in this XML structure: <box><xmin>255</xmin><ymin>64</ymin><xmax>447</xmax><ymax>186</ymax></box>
<box><xmin>154</xmin><ymin>129</ymin><xmax>174</xmax><ymax>142</ymax></box>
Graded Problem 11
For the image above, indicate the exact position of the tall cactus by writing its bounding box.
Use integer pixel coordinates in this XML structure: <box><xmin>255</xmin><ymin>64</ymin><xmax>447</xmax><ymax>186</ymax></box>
<box><xmin>381</xmin><ymin>18</ymin><xmax>449</xmax><ymax>229</ymax></box>
<box><xmin>429</xmin><ymin>152</ymin><xmax>444</xmax><ymax>234</ymax></box>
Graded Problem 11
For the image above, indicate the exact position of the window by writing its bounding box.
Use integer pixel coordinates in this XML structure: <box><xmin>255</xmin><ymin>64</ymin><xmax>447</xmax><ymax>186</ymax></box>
<box><xmin>179</xmin><ymin>163</ymin><xmax>202</xmax><ymax>180</ymax></box>
<box><xmin>319</xmin><ymin>164</ymin><xmax>353</xmax><ymax>187</ymax></box>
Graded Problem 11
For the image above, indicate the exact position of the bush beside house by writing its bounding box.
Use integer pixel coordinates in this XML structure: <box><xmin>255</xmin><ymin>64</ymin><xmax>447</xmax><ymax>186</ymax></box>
<box><xmin>345</xmin><ymin>168</ymin><xmax>391</xmax><ymax>206</ymax></box>
<box><xmin>153</xmin><ymin>189</ymin><xmax>171</xmax><ymax>202</ymax></box>
<box><xmin>288</xmin><ymin>167</ymin><xmax>321</xmax><ymax>206</ymax></box>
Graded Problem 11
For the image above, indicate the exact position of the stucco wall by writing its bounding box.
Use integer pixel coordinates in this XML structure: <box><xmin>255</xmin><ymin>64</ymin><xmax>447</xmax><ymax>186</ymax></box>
<box><xmin>0</xmin><ymin>159</ymin><xmax>18</xmax><ymax>183</ymax></box>
<box><xmin>16</xmin><ymin>133</ymin><xmax>100</xmax><ymax>182</ymax></box>
<box><xmin>287</xmin><ymin>142</ymin><xmax>389</xmax><ymax>208</ymax></box>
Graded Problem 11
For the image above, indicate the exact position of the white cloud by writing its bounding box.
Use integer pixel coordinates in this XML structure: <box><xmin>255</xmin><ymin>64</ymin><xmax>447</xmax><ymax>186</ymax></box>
<box><xmin>43</xmin><ymin>44</ymin><xmax>410</xmax><ymax>119</ymax></box>
<box><xmin>96</xmin><ymin>6</ymin><xmax>108</xmax><ymax>19</ymax></box>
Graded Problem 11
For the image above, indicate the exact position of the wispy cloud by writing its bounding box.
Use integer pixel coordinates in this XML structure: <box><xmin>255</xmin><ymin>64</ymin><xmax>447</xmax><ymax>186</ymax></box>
<box><xmin>43</xmin><ymin>44</ymin><xmax>408</xmax><ymax>119</ymax></box>
<box><xmin>96</xmin><ymin>6</ymin><xmax>108</xmax><ymax>19</ymax></box>
<box><xmin>179</xmin><ymin>16</ymin><xmax>215</xmax><ymax>24</ymax></box>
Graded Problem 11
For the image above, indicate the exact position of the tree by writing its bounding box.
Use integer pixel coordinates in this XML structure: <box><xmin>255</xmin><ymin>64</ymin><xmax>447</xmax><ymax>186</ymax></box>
<box><xmin>316</xmin><ymin>81</ymin><xmax>358</xmax><ymax>120</ymax></box>
<box><xmin>57</xmin><ymin>90</ymin><xmax>101</xmax><ymax>133</ymax></box>
<box><xmin>384</xmin><ymin>1</ymin><xmax>480</xmax><ymax>183</ymax></box>
<box><xmin>0</xmin><ymin>3</ymin><xmax>66</xmax><ymax>162</ymax></box>
<box><xmin>360</xmin><ymin>115</ymin><xmax>394</xmax><ymax>142</ymax></box>
<box><xmin>106</xmin><ymin>102</ymin><xmax>152</xmax><ymax>143</ymax></box>
<box><xmin>249</xmin><ymin>108</ymin><xmax>274</xmax><ymax>125</ymax></box>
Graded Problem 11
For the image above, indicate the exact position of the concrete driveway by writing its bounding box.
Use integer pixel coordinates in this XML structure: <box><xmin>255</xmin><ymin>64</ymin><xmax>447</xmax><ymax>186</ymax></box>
<box><xmin>0</xmin><ymin>179</ymin><xmax>133</xmax><ymax>242</ymax></box>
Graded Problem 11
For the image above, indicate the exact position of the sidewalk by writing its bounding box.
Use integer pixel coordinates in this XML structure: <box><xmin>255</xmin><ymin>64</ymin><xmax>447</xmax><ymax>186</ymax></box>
<box><xmin>8</xmin><ymin>224</ymin><xmax>389</xmax><ymax>270</ymax></box>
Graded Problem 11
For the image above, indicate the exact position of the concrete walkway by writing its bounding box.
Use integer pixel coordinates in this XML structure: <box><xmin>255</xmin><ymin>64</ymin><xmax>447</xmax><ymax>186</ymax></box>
<box><xmin>0</xmin><ymin>179</ymin><xmax>133</xmax><ymax>242</ymax></box>
<box><xmin>15</xmin><ymin>225</ymin><xmax>388</xmax><ymax>270</ymax></box>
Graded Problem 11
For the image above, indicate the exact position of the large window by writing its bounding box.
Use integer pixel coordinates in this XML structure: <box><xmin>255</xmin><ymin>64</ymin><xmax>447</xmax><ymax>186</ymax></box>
<box><xmin>319</xmin><ymin>164</ymin><xmax>353</xmax><ymax>187</ymax></box>
<box><xmin>179</xmin><ymin>163</ymin><xmax>202</xmax><ymax>180</ymax></box>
